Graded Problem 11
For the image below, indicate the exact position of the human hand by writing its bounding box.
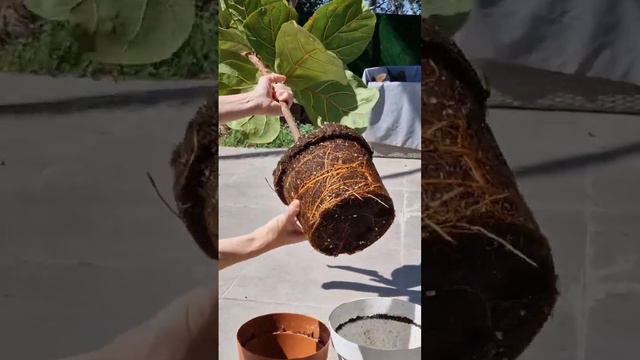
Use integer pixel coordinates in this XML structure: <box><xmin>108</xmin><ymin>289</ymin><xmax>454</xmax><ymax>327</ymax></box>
<box><xmin>253</xmin><ymin>200</ymin><xmax>306</xmax><ymax>252</ymax></box>
<box><xmin>249</xmin><ymin>74</ymin><xmax>294</xmax><ymax>116</ymax></box>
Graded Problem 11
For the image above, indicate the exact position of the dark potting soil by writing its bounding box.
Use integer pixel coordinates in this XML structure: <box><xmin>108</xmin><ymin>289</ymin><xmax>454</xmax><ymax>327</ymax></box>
<box><xmin>335</xmin><ymin>314</ymin><xmax>421</xmax><ymax>333</ymax></box>
<box><xmin>421</xmin><ymin>19</ymin><xmax>558</xmax><ymax>360</ymax></box>
<box><xmin>170</xmin><ymin>90</ymin><xmax>218</xmax><ymax>259</ymax></box>
<box><xmin>273</xmin><ymin>124</ymin><xmax>395</xmax><ymax>256</ymax></box>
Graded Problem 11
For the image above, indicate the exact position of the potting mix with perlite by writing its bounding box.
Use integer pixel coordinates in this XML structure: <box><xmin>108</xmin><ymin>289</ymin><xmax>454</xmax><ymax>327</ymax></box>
<box><xmin>273</xmin><ymin>124</ymin><xmax>395</xmax><ymax>256</ymax></box>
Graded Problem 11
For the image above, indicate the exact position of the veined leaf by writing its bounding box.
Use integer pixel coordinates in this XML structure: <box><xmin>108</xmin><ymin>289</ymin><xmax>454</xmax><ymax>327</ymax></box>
<box><xmin>275</xmin><ymin>21</ymin><xmax>347</xmax><ymax>90</ymax></box>
<box><xmin>296</xmin><ymin>70</ymin><xmax>379</xmax><ymax>128</ymax></box>
<box><xmin>244</xmin><ymin>2</ymin><xmax>298</xmax><ymax>69</ymax></box>
<box><xmin>219</xmin><ymin>50</ymin><xmax>259</xmax><ymax>95</ymax></box>
<box><xmin>303</xmin><ymin>0</ymin><xmax>376</xmax><ymax>64</ymax></box>
<box><xmin>228</xmin><ymin>115</ymin><xmax>281</xmax><ymax>144</ymax></box>
<box><xmin>25</xmin><ymin>0</ymin><xmax>80</xmax><ymax>21</ymax></box>
<box><xmin>219</xmin><ymin>28</ymin><xmax>252</xmax><ymax>55</ymax></box>
<box><xmin>227</xmin><ymin>117</ymin><xmax>251</xmax><ymax>130</ymax></box>
<box><xmin>67</xmin><ymin>0</ymin><xmax>195</xmax><ymax>65</ymax></box>
<box><xmin>246</xmin><ymin>116</ymin><xmax>281</xmax><ymax>143</ymax></box>
<box><xmin>225</xmin><ymin>0</ymin><xmax>285</xmax><ymax>28</ymax></box>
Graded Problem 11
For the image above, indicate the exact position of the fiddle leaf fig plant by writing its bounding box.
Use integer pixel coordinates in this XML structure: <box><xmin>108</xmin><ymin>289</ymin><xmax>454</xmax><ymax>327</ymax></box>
<box><xmin>220</xmin><ymin>0</ymin><xmax>380</xmax><ymax>144</ymax></box>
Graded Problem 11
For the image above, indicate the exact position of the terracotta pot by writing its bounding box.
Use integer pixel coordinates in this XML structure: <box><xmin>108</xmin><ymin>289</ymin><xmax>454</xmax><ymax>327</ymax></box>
<box><xmin>329</xmin><ymin>298</ymin><xmax>421</xmax><ymax>360</ymax></box>
<box><xmin>236</xmin><ymin>313</ymin><xmax>331</xmax><ymax>360</ymax></box>
<box><xmin>273</xmin><ymin>124</ymin><xmax>395</xmax><ymax>256</ymax></box>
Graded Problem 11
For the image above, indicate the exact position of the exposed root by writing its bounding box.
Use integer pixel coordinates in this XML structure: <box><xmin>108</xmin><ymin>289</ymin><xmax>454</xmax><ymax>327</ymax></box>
<box><xmin>146</xmin><ymin>171</ymin><xmax>181</xmax><ymax>219</ymax></box>
<box><xmin>459</xmin><ymin>224</ymin><xmax>538</xmax><ymax>268</ymax></box>
<box><xmin>424</xmin><ymin>217</ymin><xmax>457</xmax><ymax>244</ymax></box>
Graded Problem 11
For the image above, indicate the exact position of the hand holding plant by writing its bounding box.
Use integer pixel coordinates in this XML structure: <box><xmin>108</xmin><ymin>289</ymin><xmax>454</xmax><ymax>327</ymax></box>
<box><xmin>251</xmin><ymin>74</ymin><xmax>294</xmax><ymax>116</ymax></box>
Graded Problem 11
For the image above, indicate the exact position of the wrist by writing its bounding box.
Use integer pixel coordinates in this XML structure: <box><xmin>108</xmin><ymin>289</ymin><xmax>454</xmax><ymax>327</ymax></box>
<box><xmin>245</xmin><ymin>90</ymin><xmax>265</xmax><ymax>115</ymax></box>
<box><xmin>251</xmin><ymin>226</ymin><xmax>277</xmax><ymax>253</ymax></box>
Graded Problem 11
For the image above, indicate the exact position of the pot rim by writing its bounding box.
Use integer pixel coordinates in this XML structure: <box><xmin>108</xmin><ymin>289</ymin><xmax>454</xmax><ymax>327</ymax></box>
<box><xmin>328</xmin><ymin>297</ymin><xmax>422</xmax><ymax>352</ymax></box>
<box><xmin>236</xmin><ymin>312</ymin><xmax>331</xmax><ymax>360</ymax></box>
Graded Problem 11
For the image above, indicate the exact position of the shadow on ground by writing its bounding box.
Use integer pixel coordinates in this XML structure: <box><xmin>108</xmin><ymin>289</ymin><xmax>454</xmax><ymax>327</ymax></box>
<box><xmin>514</xmin><ymin>140</ymin><xmax>640</xmax><ymax>178</ymax></box>
<box><xmin>322</xmin><ymin>264</ymin><xmax>421</xmax><ymax>304</ymax></box>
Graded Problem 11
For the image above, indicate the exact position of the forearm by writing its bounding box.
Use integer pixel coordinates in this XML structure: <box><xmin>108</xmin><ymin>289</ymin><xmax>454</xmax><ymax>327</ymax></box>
<box><xmin>218</xmin><ymin>92</ymin><xmax>259</xmax><ymax>124</ymax></box>
<box><xmin>219</xmin><ymin>230</ymin><xmax>271</xmax><ymax>270</ymax></box>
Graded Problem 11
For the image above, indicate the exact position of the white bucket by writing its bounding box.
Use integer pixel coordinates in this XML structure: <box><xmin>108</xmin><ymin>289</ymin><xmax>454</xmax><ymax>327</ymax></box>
<box><xmin>328</xmin><ymin>298</ymin><xmax>421</xmax><ymax>360</ymax></box>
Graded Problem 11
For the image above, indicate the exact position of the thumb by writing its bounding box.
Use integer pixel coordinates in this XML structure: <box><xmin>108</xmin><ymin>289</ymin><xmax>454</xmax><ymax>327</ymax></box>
<box><xmin>286</xmin><ymin>200</ymin><xmax>301</xmax><ymax>220</ymax></box>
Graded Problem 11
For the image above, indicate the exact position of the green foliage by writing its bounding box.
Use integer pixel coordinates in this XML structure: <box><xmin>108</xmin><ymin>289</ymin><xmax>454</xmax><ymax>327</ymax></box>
<box><xmin>274</xmin><ymin>21</ymin><xmax>347</xmax><ymax>89</ymax></box>
<box><xmin>423</xmin><ymin>0</ymin><xmax>473</xmax><ymax>37</ymax></box>
<box><xmin>303</xmin><ymin>0</ymin><xmax>376</xmax><ymax>64</ymax></box>
<box><xmin>24</xmin><ymin>0</ymin><xmax>195</xmax><ymax>65</ymax></box>
<box><xmin>221</xmin><ymin>122</ymin><xmax>316</xmax><ymax>148</ymax></box>
<box><xmin>220</xmin><ymin>0</ymin><xmax>380</xmax><ymax>144</ymax></box>
<box><xmin>244</xmin><ymin>3</ymin><xmax>298</xmax><ymax>69</ymax></box>
<box><xmin>0</xmin><ymin>9</ymin><xmax>216</xmax><ymax>79</ymax></box>
<box><xmin>226</xmin><ymin>115</ymin><xmax>281</xmax><ymax>143</ymax></box>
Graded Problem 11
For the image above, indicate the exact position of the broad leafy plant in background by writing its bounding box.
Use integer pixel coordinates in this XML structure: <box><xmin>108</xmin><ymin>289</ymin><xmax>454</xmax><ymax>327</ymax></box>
<box><xmin>24</xmin><ymin>0</ymin><xmax>197</xmax><ymax>65</ymax></box>
<box><xmin>219</xmin><ymin>0</ymin><xmax>380</xmax><ymax>144</ymax></box>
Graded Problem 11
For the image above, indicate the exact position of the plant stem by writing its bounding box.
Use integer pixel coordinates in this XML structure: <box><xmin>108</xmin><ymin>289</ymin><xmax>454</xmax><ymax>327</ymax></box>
<box><xmin>243</xmin><ymin>51</ymin><xmax>301</xmax><ymax>141</ymax></box>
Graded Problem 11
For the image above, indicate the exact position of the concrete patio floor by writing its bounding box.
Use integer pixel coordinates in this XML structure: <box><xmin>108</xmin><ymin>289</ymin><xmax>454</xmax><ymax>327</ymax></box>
<box><xmin>1</xmin><ymin>74</ymin><xmax>639</xmax><ymax>359</ymax></box>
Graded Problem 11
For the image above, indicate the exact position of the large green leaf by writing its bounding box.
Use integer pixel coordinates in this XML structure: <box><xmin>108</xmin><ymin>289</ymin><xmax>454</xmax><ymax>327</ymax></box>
<box><xmin>244</xmin><ymin>2</ymin><xmax>298</xmax><ymax>69</ymax></box>
<box><xmin>225</xmin><ymin>0</ymin><xmax>285</xmax><ymax>28</ymax></box>
<box><xmin>303</xmin><ymin>0</ymin><xmax>376</xmax><ymax>64</ymax></box>
<box><xmin>219</xmin><ymin>49</ymin><xmax>259</xmax><ymax>95</ymax></box>
<box><xmin>25</xmin><ymin>0</ymin><xmax>80</xmax><ymax>21</ymax></box>
<box><xmin>228</xmin><ymin>115</ymin><xmax>281</xmax><ymax>144</ymax></box>
<box><xmin>246</xmin><ymin>116</ymin><xmax>281</xmax><ymax>143</ymax></box>
<box><xmin>68</xmin><ymin>0</ymin><xmax>195</xmax><ymax>65</ymax></box>
<box><xmin>275</xmin><ymin>21</ymin><xmax>347</xmax><ymax>90</ymax></box>
<box><xmin>296</xmin><ymin>70</ymin><xmax>379</xmax><ymax>129</ymax></box>
<box><xmin>227</xmin><ymin>117</ymin><xmax>251</xmax><ymax>130</ymax></box>
<box><xmin>219</xmin><ymin>28</ymin><xmax>252</xmax><ymax>55</ymax></box>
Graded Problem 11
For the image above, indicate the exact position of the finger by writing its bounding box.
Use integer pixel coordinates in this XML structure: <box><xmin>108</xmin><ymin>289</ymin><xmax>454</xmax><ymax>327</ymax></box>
<box><xmin>287</xmin><ymin>200</ymin><xmax>301</xmax><ymax>219</ymax></box>
<box><xmin>274</xmin><ymin>86</ymin><xmax>293</xmax><ymax>106</ymax></box>
<box><xmin>267</xmin><ymin>73</ymin><xmax>287</xmax><ymax>83</ymax></box>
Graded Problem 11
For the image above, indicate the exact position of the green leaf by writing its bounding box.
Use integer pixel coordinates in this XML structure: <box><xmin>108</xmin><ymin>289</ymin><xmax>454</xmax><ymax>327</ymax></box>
<box><xmin>296</xmin><ymin>70</ymin><xmax>379</xmax><ymax>129</ymax></box>
<box><xmin>219</xmin><ymin>28</ymin><xmax>252</xmax><ymax>54</ymax></box>
<box><xmin>225</xmin><ymin>0</ymin><xmax>285</xmax><ymax>28</ymax></box>
<box><xmin>228</xmin><ymin>115</ymin><xmax>281</xmax><ymax>144</ymax></box>
<box><xmin>244</xmin><ymin>2</ymin><xmax>298</xmax><ymax>69</ymax></box>
<box><xmin>68</xmin><ymin>0</ymin><xmax>195</xmax><ymax>65</ymax></box>
<box><xmin>303</xmin><ymin>0</ymin><xmax>376</xmax><ymax>64</ymax></box>
<box><xmin>227</xmin><ymin>117</ymin><xmax>251</xmax><ymax>130</ymax></box>
<box><xmin>218</xmin><ymin>49</ymin><xmax>259</xmax><ymax>95</ymax></box>
<box><xmin>219</xmin><ymin>0</ymin><xmax>233</xmax><ymax>29</ymax></box>
<box><xmin>275</xmin><ymin>21</ymin><xmax>347</xmax><ymax>90</ymax></box>
<box><xmin>246</xmin><ymin>116</ymin><xmax>281</xmax><ymax>143</ymax></box>
<box><xmin>424</xmin><ymin>0</ymin><xmax>474</xmax><ymax>17</ymax></box>
<box><xmin>25</xmin><ymin>0</ymin><xmax>81</xmax><ymax>21</ymax></box>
